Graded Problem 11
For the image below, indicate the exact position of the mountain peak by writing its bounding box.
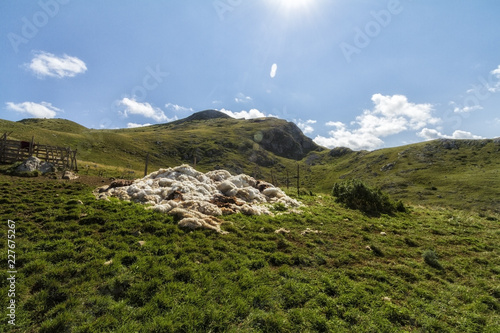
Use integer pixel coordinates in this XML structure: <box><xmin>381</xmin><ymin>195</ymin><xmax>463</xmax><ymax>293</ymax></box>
<box><xmin>181</xmin><ymin>110</ymin><xmax>232</xmax><ymax>123</ymax></box>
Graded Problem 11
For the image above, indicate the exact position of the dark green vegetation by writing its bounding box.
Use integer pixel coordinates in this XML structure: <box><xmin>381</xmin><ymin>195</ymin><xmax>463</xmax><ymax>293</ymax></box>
<box><xmin>0</xmin><ymin>175</ymin><xmax>499</xmax><ymax>332</ymax></box>
<box><xmin>1</xmin><ymin>114</ymin><xmax>499</xmax><ymax>212</ymax></box>
<box><xmin>332</xmin><ymin>179</ymin><xmax>406</xmax><ymax>216</ymax></box>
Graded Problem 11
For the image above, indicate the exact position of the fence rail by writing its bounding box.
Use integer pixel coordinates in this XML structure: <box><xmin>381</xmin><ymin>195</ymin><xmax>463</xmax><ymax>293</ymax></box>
<box><xmin>0</xmin><ymin>133</ymin><xmax>78</xmax><ymax>171</ymax></box>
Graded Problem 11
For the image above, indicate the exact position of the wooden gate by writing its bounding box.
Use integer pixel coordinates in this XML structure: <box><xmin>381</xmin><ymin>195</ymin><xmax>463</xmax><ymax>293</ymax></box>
<box><xmin>0</xmin><ymin>133</ymin><xmax>78</xmax><ymax>171</ymax></box>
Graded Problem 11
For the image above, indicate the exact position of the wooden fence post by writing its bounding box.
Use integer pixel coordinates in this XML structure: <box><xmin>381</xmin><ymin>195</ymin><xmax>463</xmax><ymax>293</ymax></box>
<box><xmin>297</xmin><ymin>164</ymin><xmax>300</xmax><ymax>197</ymax></box>
<box><xmin>73</xmin><ymin>150</ymin><xmax>78</xmax><ymax>171</ymax></box>
<box><xmin>144</xmin><ymin>153</ymin><xmax>150</xmax><ymax>177</ymax></box>
<box><xmin>0</xmin><ymin>134</ymin><xmax>5</xmax><ymax>163</ymax></box>
<box><xmin>29</xmin><ymin>136</ymin><xmax>34</xmax><ymax>156</ymax></box>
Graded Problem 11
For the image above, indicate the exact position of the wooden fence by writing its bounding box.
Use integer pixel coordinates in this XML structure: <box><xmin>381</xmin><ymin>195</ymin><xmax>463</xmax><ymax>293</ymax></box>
<box><xmin>0</xmin><ymin>133</ymin><xmax>78</xmax><ymax>171</ymax></box>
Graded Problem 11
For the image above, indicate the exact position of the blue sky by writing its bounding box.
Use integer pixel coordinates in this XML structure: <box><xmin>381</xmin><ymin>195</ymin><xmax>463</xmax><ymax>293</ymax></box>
<box><xmin>1</xmin><ymin>0</ymin><xmax>499</xmax><ymax>150</ymax></box>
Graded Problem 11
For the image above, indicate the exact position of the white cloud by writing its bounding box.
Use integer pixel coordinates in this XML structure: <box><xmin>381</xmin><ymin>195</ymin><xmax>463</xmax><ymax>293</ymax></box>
<box><xmin>118</xmin><ymin>98</ymin><xmax>176</xmax><ymax>122</ymax></box>
<box><xmin>450</xmin><ymin>64</ymin><xmax>500</xmax><ymax>113</ymax></box>
<box><xmin>127</xmin><ymin>122</ymin><xmax>152</xmax><ymax>128</ymax></box>
<box><xmin>315</xmin><ymin>130</ymin><xmax>383</xmax><ymax>151</ymax></box>
<box><xmin>234</xmin><ymin>93</ymin><xmax>253</xmax><ymax>104</ymax></box>
<box><xmin>26</xmin><ymin>51</ymin><xmax>87</xmax><ymax>79</ymax></box>
<box><xmin>325</xmin><ymin>121</ymin><xmax>345</xmax><ymax>129</ymax></box>
<box><xmin>314</xmin><ymin>94</ymin><xmax>439</xmax><ymax>150</ymax></box>
<box><xmin>453</xmin><ymin>105</ymin><xmax>483</xmax><ymax>113</ymax></box>
<box><xmin>270</xmin><ymin>63</ymin><xmax>278</xmax><ymax>78</ymax></box>
<box><xmin>369</xmin><ymin>94</ymin><xmax>439</xmax><ymax>130</ymax></box>
<box><xmin>296</xmin><ymin>119</ymin><xmax>316</xmax><ymax>134</ymax></box>
<box><xmin>492</xmin><ymin>66</ymin><xmax>500</xmax><ymax>76</ymax></box>
<box><xmin>417</xmin><ymin>128</ymin><xmax>483</xmax><ymax>140</ymax></box>
<box><xmin>489</xmin><ymin>65</ymin><xmax>500</xmax><ymax>92</ymax></box>
<box><xmin>314</xmin><ymin>125</ymin><xmax>385</xmax><ymax>150</ymax></box>
<box><xmin>5</xmin><ymin>101</ymin><xmax>61</xmax><ymax>118</ymax></box>
<box><xmin>219</xmin><ymin>108</ymin><xmax>267</xmax><ymax>119</ymax></box>
<box><xmin>165</xmin><ymin>103</ymin><xmax>193</xmax><ymax>113</ymax></box>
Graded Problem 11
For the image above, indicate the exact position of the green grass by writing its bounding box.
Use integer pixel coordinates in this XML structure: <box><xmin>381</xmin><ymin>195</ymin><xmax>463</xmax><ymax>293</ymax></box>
<box><xmin>308</xmin><ymin>139</ymin><xmax>500</xmax><ymax>213</ymax></box>
<box><xmin>0</xmin><ymin>175</ymin><xmax>499</xmax><ymax>332</ymax></box>
<box><xmin>1</xmin><ymin>118</ymin><xmax>499</xmax><ymax>213</ymax></box>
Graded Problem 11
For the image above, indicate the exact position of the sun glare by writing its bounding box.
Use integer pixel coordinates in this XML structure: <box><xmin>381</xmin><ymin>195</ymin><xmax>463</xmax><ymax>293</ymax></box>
<box><xmin>277</xmin><ymin>0</ymin><xmax>314</xmax><ymax>11</ymax></box>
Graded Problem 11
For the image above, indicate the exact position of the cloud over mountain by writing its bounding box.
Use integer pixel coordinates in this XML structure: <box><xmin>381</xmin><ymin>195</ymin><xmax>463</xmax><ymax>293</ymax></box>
<box><xmin>119</xmin><ymin>98</ymin><xmax>176</xmax><ymax>123</ymax></box>
<box><xmin>219</xmin><ymin>108</ymin><xmax>268</xmax><ymax>119</ymax></box>
<box><xmin>6</xmin><ymin>101</ymin><xmax>61</xmax><ymax>118</ymax></box>
<box><xmin>296</xmin><ymin>119</ymin><xmax>316</xmax><ymax>134</ymax></box>
<box><xmin>417</xmin><ymin>128</ymin><xmax>483</xmax><ymax>140</ymax></box>
<box><xmin>314</xmin><ymin>94</ymin><xmax>439</xmax><ymax>150</ymax></box>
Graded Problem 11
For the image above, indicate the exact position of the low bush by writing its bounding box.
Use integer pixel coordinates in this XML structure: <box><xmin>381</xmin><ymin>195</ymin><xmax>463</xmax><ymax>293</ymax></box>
<box><xmin>332</xmin><ymin>179</ymin><xmax>406</xmax><ymax>216</ymax></box>
<box><xmin>423</xmin><ymin>249</ymin><xmax>443</xmax><ymax>270</ymax></box>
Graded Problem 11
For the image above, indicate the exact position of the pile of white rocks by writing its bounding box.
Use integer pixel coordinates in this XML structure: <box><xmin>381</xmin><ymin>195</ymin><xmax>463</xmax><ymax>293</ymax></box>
<box><xmin>95</xmin><ymin>165</ymin><xmax>301</xmax><ymax>233</ymax></box>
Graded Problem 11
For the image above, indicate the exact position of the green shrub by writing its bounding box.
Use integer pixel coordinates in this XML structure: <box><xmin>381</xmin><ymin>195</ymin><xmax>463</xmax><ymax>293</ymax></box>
<box><xmin>423</xmin><ymin>249</ymin><xmax>443</xmax><ymax>270</ymax></box>
<box><xmin>332</xmin><ymin>179</ymin><xmax>406</xmax><ymax>216</ymax></box>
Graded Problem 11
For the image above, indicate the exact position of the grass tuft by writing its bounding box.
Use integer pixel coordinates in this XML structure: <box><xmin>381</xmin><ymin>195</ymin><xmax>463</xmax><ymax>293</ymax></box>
<box><xmin>423</xmin><ymin>249</ymin><xmax>443</xmax><ymax>270</ymax></box>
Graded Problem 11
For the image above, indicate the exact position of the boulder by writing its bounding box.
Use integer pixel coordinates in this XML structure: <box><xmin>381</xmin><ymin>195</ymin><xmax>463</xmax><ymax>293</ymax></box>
<box><xmin>15</xmin><ymin>156</ymin><xmax>55</xmax><ymax>175</ymax></box>
<box><xmin>62</xmin><ymin>171</ymin><xmax>79</xmax><ymax>180</ymax></box>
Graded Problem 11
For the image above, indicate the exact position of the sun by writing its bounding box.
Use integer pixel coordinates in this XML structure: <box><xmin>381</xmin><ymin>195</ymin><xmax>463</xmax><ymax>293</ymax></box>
<box><xmin>276</xmin><ymin>0</ymin><xmax>314</xmax><ymax>11</ymax></box>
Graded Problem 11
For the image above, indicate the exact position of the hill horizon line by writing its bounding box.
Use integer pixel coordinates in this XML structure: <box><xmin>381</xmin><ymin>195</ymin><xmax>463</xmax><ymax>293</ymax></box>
<box><xmin>8</xmin><ymin>112</ymin><xmax>500</xmax><ymax>153</ymax></box>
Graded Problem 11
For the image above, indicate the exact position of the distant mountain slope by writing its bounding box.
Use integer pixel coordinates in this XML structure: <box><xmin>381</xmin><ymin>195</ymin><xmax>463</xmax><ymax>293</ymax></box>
<box><xmin>1</xmin><ymin>116</ymin><xmax>499</xmax><ymax>212</ymax></box>
<box><xmin>307</xmin><ymin>138</ymin><xmax>500</xmax><ymax>212</ymax></box>
<box><xmin>17</xmin><ymin>118</ymin><xmax>88</xmax><ymax>134</ymax></box>
<box><xmin>0</xmin><ymin>114</ymin><xmax>321</xmax><ymax>173</ymax></box>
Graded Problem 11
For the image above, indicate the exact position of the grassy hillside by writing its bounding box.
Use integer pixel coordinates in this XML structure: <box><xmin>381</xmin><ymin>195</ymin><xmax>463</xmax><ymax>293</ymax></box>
<box><xmin>0</xmin><ymin>175</ymin><xmax>498</xmax><ymax>332</ymax></box>
<box><xmin>1</xmin><ymin>117</ymin><xmax>499</xmax><ymax>212</ymax></box>
<box><xmin>1</xmin><ymin>116</ymin><xmax>499</xmax><ymax>332</ymax></box>
<box><xmin>17</xmin><ymin>118</ymin><xmax>89</xmax><ymax>134</ymax></box>
<box><xmin>0</xmin><ymin>117</ymin><xmax>306</xmax><ymax>177</ymax></box>
<box><xmin>307</xmin><ymin>139</ymin><xmax>500</xmax><ymax>213</ymax></box>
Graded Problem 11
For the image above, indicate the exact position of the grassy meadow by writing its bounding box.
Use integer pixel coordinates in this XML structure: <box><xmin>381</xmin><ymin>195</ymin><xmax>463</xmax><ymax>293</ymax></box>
<box><xmin>0</xmin><ymin>117</ymin><xmax>499</xmax><ymax>331</ymax></box>
<box><xmin>0</xmin><ymin>174</ymin><xmax>499</xmax><ymax>332</ymax></box>
<box><xmin>1</xmin><ymin>117</ymin><xmax>499</xmax><ymax>213</ymax></box>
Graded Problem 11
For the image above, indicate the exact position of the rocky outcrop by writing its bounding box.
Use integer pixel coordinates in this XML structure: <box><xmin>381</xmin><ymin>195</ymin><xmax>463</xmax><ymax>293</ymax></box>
<box><xmin>438</xmin><ymin>138</ymin><xmax>495</xmax><ymax>150</ymax></box>
<box><xmin>258</xmin><ymin>121</ymin><xmax>320</xmax><ymax>160</ymax></box>
<box><xmin>329</xmin><ymin>147</ymin><xmax>354</xmax><ymax>158</ymax></box>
